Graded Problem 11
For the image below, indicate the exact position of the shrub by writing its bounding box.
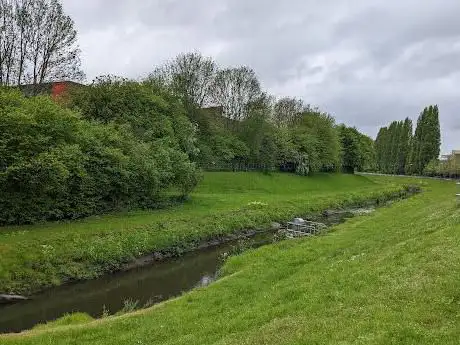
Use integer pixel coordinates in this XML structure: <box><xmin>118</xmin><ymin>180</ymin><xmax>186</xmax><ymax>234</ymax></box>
<box><xmin>0</xmin><ymin>86</ymin><xmax>201</xmax><ymax>225</ymax></box>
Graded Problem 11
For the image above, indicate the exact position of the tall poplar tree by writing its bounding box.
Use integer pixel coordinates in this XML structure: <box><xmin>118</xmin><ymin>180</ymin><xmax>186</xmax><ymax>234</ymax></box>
<box><xmin>376</xmin><ymin>117</ymin><xmax>413</xmax><ymax>175</ymax></box>
<box><xmin>397</xmin><ymin>118</ymin><xmax>412</xmax><ymax>174</ymax></box>
<box><xmin>407</xmin><ymin>105</ymin><xmax>441</xmax><ymax>174</ymax></box>
<box><xmin>375</xmin><ymin>127</ymin><xmax>388</xmax><ymax>172</ymax></box>
<box><xmin>419</xmin><ymin>105</ymin><xmax>441</xmax><ymax>172</ymax></box>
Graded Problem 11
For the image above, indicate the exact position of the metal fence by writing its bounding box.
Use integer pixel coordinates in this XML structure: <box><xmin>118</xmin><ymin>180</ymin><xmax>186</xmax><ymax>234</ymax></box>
<box><xmin>201</xmin><ymin>162</ymin><xmax>278</xmax><ymax>172</ymax></box>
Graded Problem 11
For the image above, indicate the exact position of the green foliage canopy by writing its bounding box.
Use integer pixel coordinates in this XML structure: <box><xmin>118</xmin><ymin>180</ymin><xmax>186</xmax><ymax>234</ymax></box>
<box><xmin>0</xmin><ymin>84</ymin><xmax>201</xmax><ymax>225</ymax></box>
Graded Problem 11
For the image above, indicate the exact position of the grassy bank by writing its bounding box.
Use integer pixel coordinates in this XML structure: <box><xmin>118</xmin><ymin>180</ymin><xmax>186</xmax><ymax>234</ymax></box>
<box><xmin>2</xmin><ymin>176</ymin><xmax>458</xmax><ymax>344</ymax></box>
<box><xmin>0</xmin><ymin>173</ymin><xmax>407</xmax><ymax>295</ymax></box>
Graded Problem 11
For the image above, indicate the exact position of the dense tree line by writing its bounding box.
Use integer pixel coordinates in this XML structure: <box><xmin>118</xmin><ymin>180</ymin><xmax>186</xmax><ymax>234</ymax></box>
<box><xmin>375</xmin><ymin>118</ymin><xmax>412</xmax><ymax>174</ymax></box>
<box><xmin>149</xmin><ymin>52</ymin><xmax>374</xmax><ymax>175</ymax></box>
<box><xmin>339</xmin><ymin>125</ymin><xmax>376</xmax><ymax>173</ymax></box>
<box><xmin>375</xmin><ymin>105</ymin><xmax>441</xmax><ymax>176</ymax></box>
<box><xmin>0</xmin><ymin>49</ymin><xmax>378</xmax><ymax>225</ymax></box>
<box><xmin>0</xmin><ymin>0</ymin><xmax>376</xmax><ymax>225</ymax></box>
<box><xmin>1</xmin><ymin>0</ymin><xmax>450</xmax><ymax>227</ymax></box>
<box><xmin>0</xmin><ymin>84</ymin><xmax>200</xmax><ymax>225</ymax></box>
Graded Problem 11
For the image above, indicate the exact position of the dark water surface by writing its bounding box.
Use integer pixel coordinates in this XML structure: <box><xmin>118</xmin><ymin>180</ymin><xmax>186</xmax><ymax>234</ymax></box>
<box><xmin>0</xmin><ymin>211</ymin><xmax>354</xmax><ymax>334</ymax></box>
<box><xmin>0</xmin><ymin>232</ymin><xmax>274</xmax><ymax>334</ymax></box>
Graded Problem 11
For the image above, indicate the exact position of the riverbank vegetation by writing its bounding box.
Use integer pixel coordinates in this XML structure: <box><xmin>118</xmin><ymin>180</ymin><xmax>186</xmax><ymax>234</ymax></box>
<box><xmin>1</xmin><ymin>49</ymin><xmax>378</xmax><ymax>226</ymax></box>
<box><xmin>0</xmin><ymin>1</ymin><xmax>457</xmax><ymax>342</ymax></box>
<box><xmin>0</xmin><ymin>87</ymin><xmax>200</xmax><ymax>225</ymax></box>
<box><xmin>2</xmin><ymin>177</ymin><xmax>458</xmax><ymax>344</ymax></box>
<box><xmin>3</xmin><ymin>48</ymin><xmax>448</xmax><ymax>228</ymax></box>
<box><xmin>0</xmin><ymin>173</ymin><xmax>408</xmax><ymax>295</ymax></box>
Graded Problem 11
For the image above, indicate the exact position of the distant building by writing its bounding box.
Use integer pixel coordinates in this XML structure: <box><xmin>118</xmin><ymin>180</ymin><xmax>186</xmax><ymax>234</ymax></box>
<box><xmin>441</xmin><ymin>150</ymin><xmax>460</xmax><ymax>165</ymax></box>
<box><xmin>440</xmin><ymin>154</ymin><xmax>450</xmax><ymax>162</ymax></box>
<box><xmin>18</xmin><ymin>81</ymin><xmax>83</xmax><ymax>99</ymax></box>
<box><xmin>452</xmin><ymin>150</ymin><xmax>460</xmax><ymax>166</ymax></box>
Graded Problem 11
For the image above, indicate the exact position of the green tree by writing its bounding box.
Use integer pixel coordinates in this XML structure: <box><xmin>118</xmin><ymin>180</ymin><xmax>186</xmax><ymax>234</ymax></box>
<box><xmin>70</xmin><ymin>75</ymin><xmax>199</xmax><ymax>158</ymax></box>
<box><xmin>419</xmin><ymin>105</ymin><xmax>441</xmax><ymax>172</ymax></box>
<box><xmin>397</xmin><ymin>118</ymin><xmax>412</xmax><ymax>174</ymax></box>
<box><xmin>211</xmin><ymin>66</ymin><xmax>262</xmax><ymax>124</ymax></box>
<box><xmin>273</xmin><ymin>97</ymin><xmax>304</xmax><ymax>127</ymax></box>
<box><xmin>377</xmin><ymin>106</ymin><xmax>438</xmax><ymax>175</ymax></box>
<box><xmin>337</xmin><ymin>125</ymin><xmax>375</xmax><ymax>173</ymax></box>
<box><xmin>423</xmin><ymin>159</ymin><xmax>441</xmax><ymax>176</ymax></box>
<box><xmin>375</xmin><ymin>127</ymin><xmax>388</xmax><ymax>172</ymax></box>
<box><xmin>407</xmin><ymin>105</ymin><xmax>441</xmax><ymax>174</ymax></box>
<box><xmin>290</xmin><ymin>109</ymin><xmax>340</xmax><ymax>174</ymax></box>
<box><xmin>387</xmin><ymin>121</ymin><xmax>399</xmax><ymax>173</ymax></box>
<box><xmin>0</xmin><ymin>88</ymin><xmax>201</xmax><ymax>224</ymax></box>
<box><xmin>338</xmin><ymin>125</ymin><xmax>360</xmax><ymax>174</ymax></box>
<box><xmin>0</xmin><ymin>0</ymin><xmax>84</xmax><ymax>87</ymax></box>
<box><xmin>357</xmin><ymin>132</ymin><xmax>376</xmax><ymax>172</ymax></box>
<box><xmin>237</xmin><ymin>93</ymin><xmax>277</xmax><ymax>170</ymax></box>
<box><xmin>147</xmin><ymin>52</ymin><xmax>217</xmax><ymax>110</ymax></box>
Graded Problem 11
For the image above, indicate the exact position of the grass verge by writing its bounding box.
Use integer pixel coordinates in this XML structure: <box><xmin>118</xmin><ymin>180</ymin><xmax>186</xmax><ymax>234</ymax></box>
<box><xmin>31</xmin><ymin>313</ymin><xmax>94</xmax><ymax>332</ymax></box>
<box><xmin>1</xmin><ymin>176</ymin><xmax>458</xmax><ymax>344</ymax></box>
<box><xmin>0</xmin><ymin>173</ymin><xmax>408</xmax><ymax>295</ymax></box>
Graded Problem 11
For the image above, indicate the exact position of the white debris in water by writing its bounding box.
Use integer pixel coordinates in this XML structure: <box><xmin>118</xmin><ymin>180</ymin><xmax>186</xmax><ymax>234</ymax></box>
<box><xmin>292</xmin><ymin>217</ymin><xmax>306</xmax><ymax>224</ymax></box>
<box><xmin>196</xmin><ymin>275</ymin><xmax>214</xmax><ymax>287</ymax></box>
<box><xmin>350</xmin><ymin>208</ymin><xmax>375</xmax><ymax>216</ymax></box>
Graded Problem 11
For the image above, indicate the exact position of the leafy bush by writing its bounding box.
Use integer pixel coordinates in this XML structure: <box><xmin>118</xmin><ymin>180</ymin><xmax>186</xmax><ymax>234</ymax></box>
<box><xmin>0</xmin><ymin>86</ymin><xmax>200</xmax><ymax>225</ymax></box>
<box><xmin>422</xmin><ymin>158</ymin><xmax>459</xmax><ymax>178</ymax></box>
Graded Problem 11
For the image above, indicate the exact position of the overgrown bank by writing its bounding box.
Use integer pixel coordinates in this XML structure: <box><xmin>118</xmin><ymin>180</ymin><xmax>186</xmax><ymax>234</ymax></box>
<box><xmin>0</xmin><ymin>173</ymin><xmax>409</xmax><ymax>295</ymax></box>
<box><xmin>0</xmin><ymin>86</ymin><xmax>200</xmax><ymax>225</ymax></box>
<box><xmin>2</xmin><ymin>176</ymin><xmax>458</xmax><ymax>344</ymax></box>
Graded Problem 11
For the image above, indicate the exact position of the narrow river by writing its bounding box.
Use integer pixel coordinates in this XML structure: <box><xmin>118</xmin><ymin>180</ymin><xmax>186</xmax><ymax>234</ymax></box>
<box><xmin>0</xmin><ymin>232</ymin><xmax>274</xmax><ymax>333</ymax></box>
<box><xmin>0</xmin><ymin>210</ymin><xmax>355</xmax><ymax>334</ymax></box>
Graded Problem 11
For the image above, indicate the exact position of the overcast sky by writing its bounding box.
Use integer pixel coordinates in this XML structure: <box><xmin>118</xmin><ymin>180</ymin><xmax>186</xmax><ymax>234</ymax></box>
<box><xmin>62</xmin><ymin>0</ymin><xmax>459</xmax><ymax>153</ymax></box>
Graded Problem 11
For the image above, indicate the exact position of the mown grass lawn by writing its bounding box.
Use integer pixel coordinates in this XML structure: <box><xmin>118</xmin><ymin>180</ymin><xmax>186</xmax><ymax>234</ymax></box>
<box><xmin>1</xmin><ymin>176</ymin><xmax>458</xmax><ymax>345</ymax></box>
<box><xmin>0</xmin><ymin>173</ymin><xmax>404</xmax><ymax>295</ymax></box>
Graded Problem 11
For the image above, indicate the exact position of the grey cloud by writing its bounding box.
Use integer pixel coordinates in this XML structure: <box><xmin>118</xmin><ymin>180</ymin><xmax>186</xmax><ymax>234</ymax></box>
<box><xmin>62</xmin><ymin>0</ymin><xmax>460</xmax><ymax>152</ymax></box>
<box><xmin>334</xmin><ymin>1</ymin><xmax>460</xmax><ymax>66</ymax></box>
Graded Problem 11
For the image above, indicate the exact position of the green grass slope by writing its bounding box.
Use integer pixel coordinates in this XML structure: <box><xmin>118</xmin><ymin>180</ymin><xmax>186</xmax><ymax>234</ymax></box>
<box><xmin>2</xmin><ymin>177</ymin><xmax>458</xmax><ymax>344</ymax></box>
<box><xmin>0</xmin><ymin>173</ymin><xmax>405</xmax><ymax>294</ymax></box>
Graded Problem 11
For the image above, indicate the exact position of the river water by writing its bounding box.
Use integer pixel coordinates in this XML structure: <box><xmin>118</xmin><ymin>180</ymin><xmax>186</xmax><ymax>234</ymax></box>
<box><xmin>0</xmin><ymin>211</ymin><xmax>355</xmax><ymax>334</ymax></box>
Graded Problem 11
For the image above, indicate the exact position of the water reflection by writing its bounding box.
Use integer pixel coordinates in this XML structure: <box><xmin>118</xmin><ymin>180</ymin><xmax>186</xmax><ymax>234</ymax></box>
<box><xmin>0</xmin><ymin>209</ymin><xmax>355</xmax><ymax>334</ymax></box>
<box><xmin>0</xmin><ymin>242</ymin><xmax>234</xmax><ymax>333</ymax></box>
